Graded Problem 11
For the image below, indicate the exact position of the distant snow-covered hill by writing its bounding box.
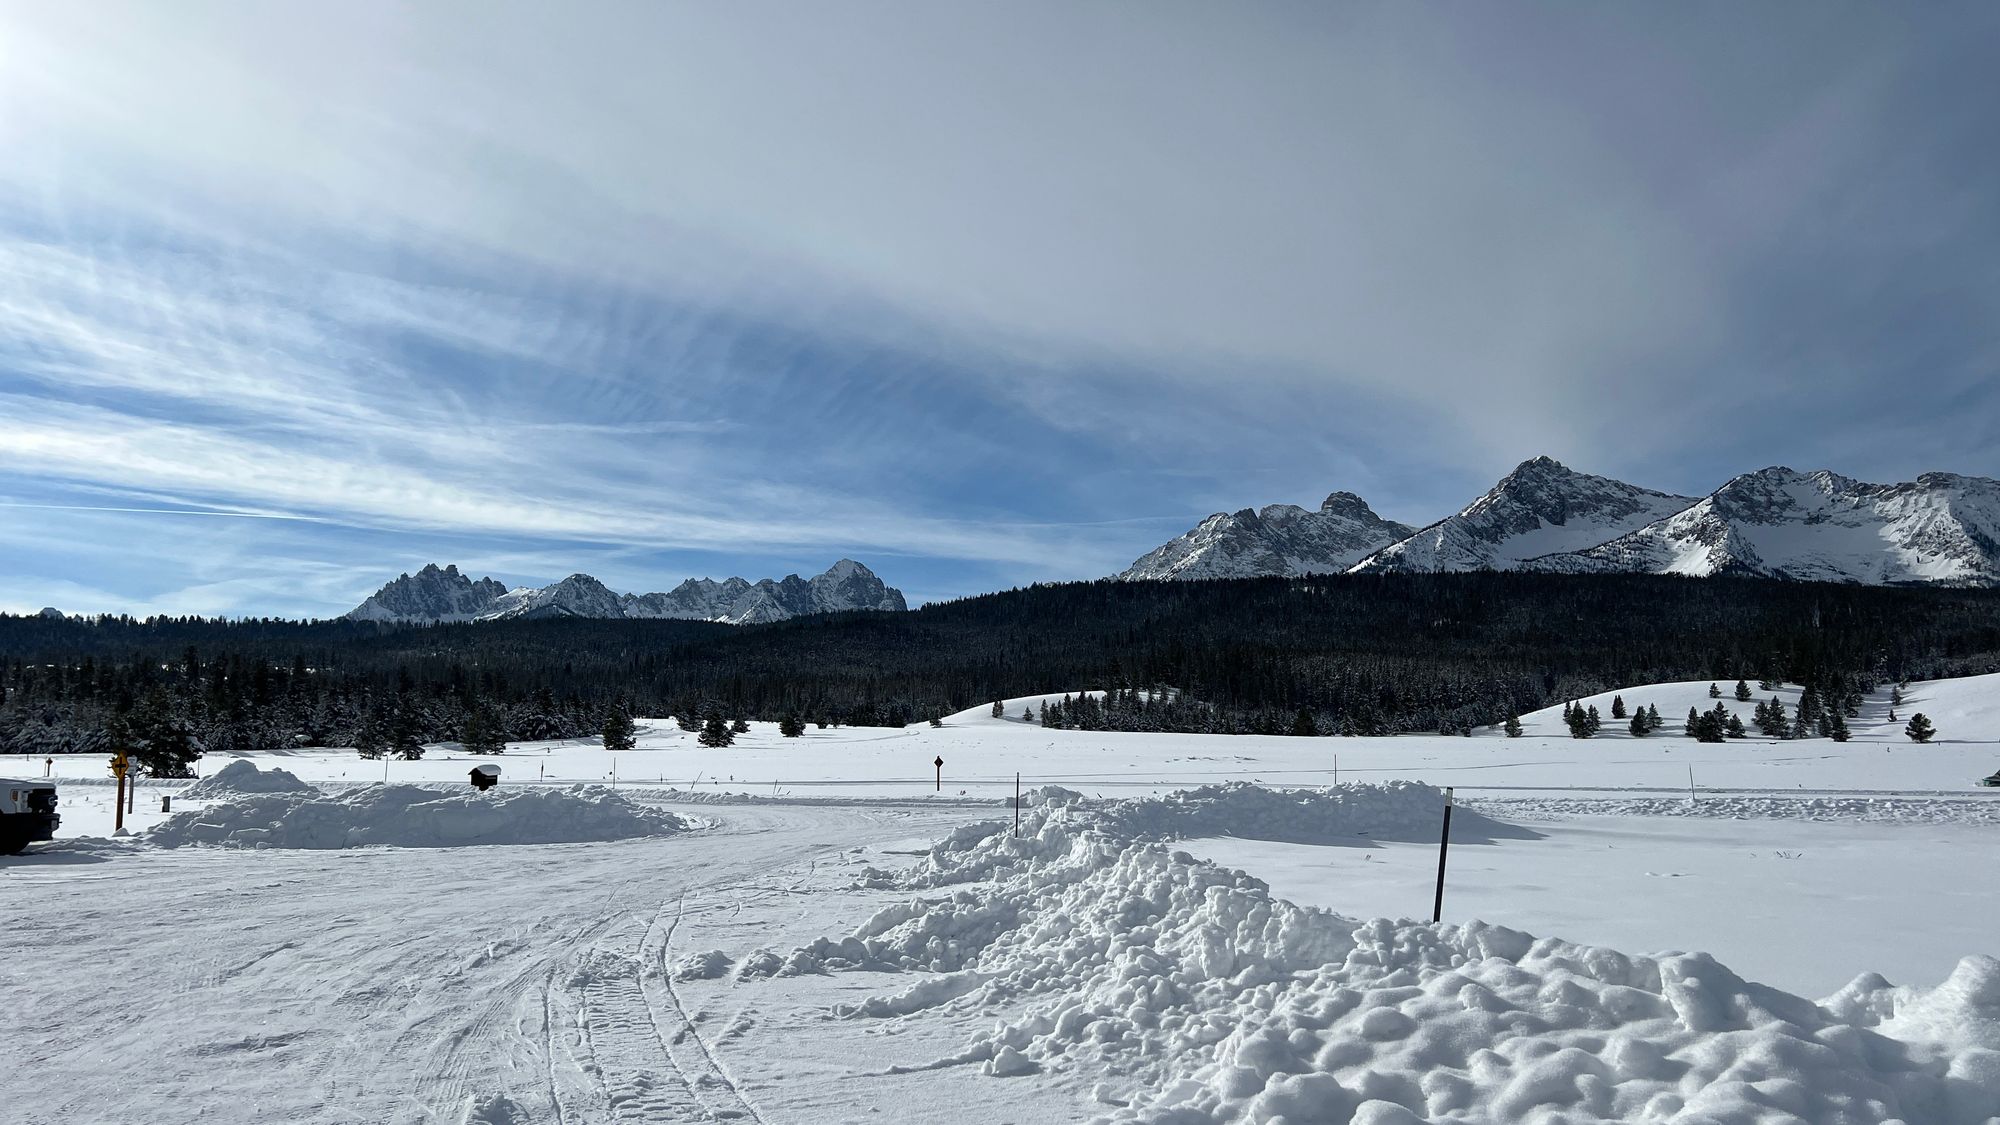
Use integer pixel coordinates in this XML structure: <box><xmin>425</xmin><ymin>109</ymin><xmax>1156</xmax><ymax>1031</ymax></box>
<box><xmin>1119</xmin><ymin>457</ymin><xmax>2000</xmax><ymax>587</ymax></box>
<box><xmin>345</xmin><ymin>559</ymin><xmax>907</xmax><ymax>625</ymax></box>
<box><xmin>1115</xmin><ymin>492</ymin><xmax>1415</xmax><ymax>581</ymax></box>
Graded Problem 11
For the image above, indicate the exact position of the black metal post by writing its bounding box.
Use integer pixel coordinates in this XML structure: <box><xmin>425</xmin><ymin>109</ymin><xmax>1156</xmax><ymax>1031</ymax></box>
<box><xmin>1431</xmin><ymin>787</ymin><xmax>1454</xmax><ymax>923</ymax></box>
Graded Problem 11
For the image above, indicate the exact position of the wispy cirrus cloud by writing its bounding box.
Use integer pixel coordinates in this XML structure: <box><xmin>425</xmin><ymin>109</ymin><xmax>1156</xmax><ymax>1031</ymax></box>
<box><xmin>2</xmin><ymin>3</ymin><xmax>1997</xmax><ymax>616</ymax></box>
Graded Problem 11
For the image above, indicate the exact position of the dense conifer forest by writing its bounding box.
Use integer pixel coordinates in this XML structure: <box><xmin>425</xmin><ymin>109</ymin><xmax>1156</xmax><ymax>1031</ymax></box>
<box><xmin>4</xmin><ymin>574</ymin><xmax>1999</xmax><ymax>772</ymax></box>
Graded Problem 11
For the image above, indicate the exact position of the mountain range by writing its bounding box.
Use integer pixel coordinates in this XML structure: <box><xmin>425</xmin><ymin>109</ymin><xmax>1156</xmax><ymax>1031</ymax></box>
<box><xmin>1117</xmin><ymin>458</ymin><xmax>2000</xmax><ymax>587</ymax></box>
<box><xmin>346</xmin><ymin>559</ymin><xmax>908</xmax><ymax>625</ymax></box>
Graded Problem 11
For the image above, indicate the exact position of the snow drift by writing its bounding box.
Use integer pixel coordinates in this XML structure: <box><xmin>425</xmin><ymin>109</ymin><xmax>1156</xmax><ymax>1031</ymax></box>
<box><xmin>152</xmin><ymin>778</ymin><xmax>690</xmax><ymax>849</ymax></box>
<box><xmin>181</xmin><ymin>759</ymin><xmax>316</xmax><ymax>798</ymax></box>
<box><xmin>744</xmin><ymin>784</ymin><xmax>2000</xmax><ymax>1124</ymax></box>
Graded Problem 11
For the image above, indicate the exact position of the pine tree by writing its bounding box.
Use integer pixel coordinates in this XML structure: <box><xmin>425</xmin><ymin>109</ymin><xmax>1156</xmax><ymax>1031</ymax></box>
<box><xmin>990</xmin><ymin>700</ymin><xmax>1004</xmax><ymax>719</ymax></box>
<box><xmin>601</xmin><ymin>704</ymin><xmax>636</xmax><ymax>753</ymax></box>
<box><xmin>1709</xmin><ymin>683</ymin><xmax>1722</xmax><ymax>699</ymax></box>
<box><xmin>1611</xmin><ymin>695</ymin><xmax>1627</xmax><ymax>720</ymax></box>
<box><xmin>1503</xmin><ymin>714</ymin><xmax>1523</xmax><ymax>738</ymax></box>
<box><xmin>1904</xmin><ymin>713</ymin><xmax>1936</xmax><ymax>743</ymax></box>
<box><xmin>1725</xmin><ymin>712</ymin><xmax>1747</xmax><ymax>739</ymax></box>
<box><xmin>1566</xmin><ymin>706</ymin><xmax>1594</xmax><ymax>739</ymax></box>
<box><xmin>1687</xmin><ymin>706</ymin><xmax>1701</xmax><ymax>736</ymax></box>
<box><xmin>698</xmin><ymin>715</ymin><xmax>735</xmax><ymax>748</ymax></box>
<box><xmin>462</xmin><ymin>703</ymin><xmax>507</xmax><ymax>755</ymax></box>
<box><xmin>1585</xmin><ymin>705</ymin><xmax>1602</xmax><ymax>734</ymax></box>
<box><xmin>1023</xmin><ymin>703</ymin><xmax>1034</xmax><ymax>721</ymax></box>
<box><xmin>1291</xmin><ymin>708</ymin><xmax>1318</xmax><ymax>737</ymax></box>
<box><xmin>1645</xmin><ymin>704</ymin><xmax>1663</xmax><ymax>732</ymax></box>
<box><xmin>730</xmin><ymin>716</ymin><xmax>750</xmax><ymax>735</ymax></box>
<box><xmin>1827</xmin><ymin>710</ymin><xmax>1850</xmax><ymax>743</ymax></box>
<box><xmin>929</xmin><ymin>714</ymin><xmax>943</xmax><ymax>728</ymax></box>
<box><xmin>779</xmin><ymin>713</ymin><xmax>805</xmax><ymax>738</ymax></box>
<box><xmin>1734</xmin><ymin>680</ymin><xmax>1753</xmax><ymax>702</ymax></box>
<box><xmin>1891</xmin><ymin>685</ymin><xmax>1905</xmax><ymax>706</ymax></box>
<box><xmin>390</xmin><ymin>696</ymin><xmax>425</xmax><ymax>760</ymax></box>
<box><xmin>355</xmin><ymin>704</ymin><xmax>389</xmax><ymax>759</ymax></box>
<box><xmin>1629</xmin><ymin>712</ymin><xmax>1648</xmax><ymax>737</ymax></box>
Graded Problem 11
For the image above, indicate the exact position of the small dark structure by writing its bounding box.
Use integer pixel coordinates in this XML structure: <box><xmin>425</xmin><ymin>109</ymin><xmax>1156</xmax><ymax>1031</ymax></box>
<box><xmin>469</xmin><ymin>764</ymin><xmax>502</xmax><ymax>792</ymax></box>
<box><xmin>1980</xmin><ymin>769</ymin><xmax>2000</xmax><ymax>788</ymax></box>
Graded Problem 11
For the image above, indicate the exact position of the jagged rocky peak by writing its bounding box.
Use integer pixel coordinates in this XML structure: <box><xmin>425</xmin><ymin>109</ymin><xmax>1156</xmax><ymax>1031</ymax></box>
<box><xmin>1350</xmin><ymin>457</ymin><xmax>1698</xmax><ymax>574</ymax></box>
<box><xmin>1115</xmin><ymin>486</ymin><xmax>1416</xmax><ymax>581</ymax></box>
<box><xmin>1535</xmin><ymin>466</ymin><xmax>2000</xmax><ymax>586</ymax></box>
<box><xmin>344</xmin><ymin>560</ymin><xmax>908</xmax><ymax>624</ymax></box>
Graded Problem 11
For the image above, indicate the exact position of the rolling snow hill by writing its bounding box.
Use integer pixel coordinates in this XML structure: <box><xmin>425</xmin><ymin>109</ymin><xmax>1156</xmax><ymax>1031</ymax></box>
<box><xmin>345</xmin><ymin>559</ymin><xmax>907</xmax><ymax>625</ymax></box>
<box><xmin>1121</xmin><ymin>456</ymin><xmax>2000</xmax><ymax>586</ymax></box>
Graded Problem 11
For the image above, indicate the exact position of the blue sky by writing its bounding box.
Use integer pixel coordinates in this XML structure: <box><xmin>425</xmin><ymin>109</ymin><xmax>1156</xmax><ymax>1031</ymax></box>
<box><xmin>2</xmin><ymin>2</ymin><xmax>1997</xmax><ymax>617</ymax></box>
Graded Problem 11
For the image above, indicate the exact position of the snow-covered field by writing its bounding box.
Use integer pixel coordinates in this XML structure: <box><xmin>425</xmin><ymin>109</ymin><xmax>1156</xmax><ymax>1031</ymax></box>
<box><xmin>4</xmin><ymin>673</ymin><xmax>1999</xmax><ymax>1122</ymax></box>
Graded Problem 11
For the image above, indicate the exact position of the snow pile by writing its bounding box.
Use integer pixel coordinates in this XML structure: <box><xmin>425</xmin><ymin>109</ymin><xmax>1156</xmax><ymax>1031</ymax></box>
<box><xmin>180</xmin><ymin>759</ymin><xmax>315</xmax><ymax>798</ymax></box>
<box><xmin>1488</xmin><ymin>793</ymin><xmax>2000</xmax><ymax>826</ymax></box>
<box><xmin>753</xmin><ymin>785</ymin><xmax>2000</xmax><ymax>1123</ymax></box>
<box><xmin>1091</xmin><ymin>781</ymin><xmax>1523</xmax><ymax>845</ymax></box>
<box><xmin>150</xmin><ymin>783</ymin><xmax>690</xmax><ymax>849</ymax></box>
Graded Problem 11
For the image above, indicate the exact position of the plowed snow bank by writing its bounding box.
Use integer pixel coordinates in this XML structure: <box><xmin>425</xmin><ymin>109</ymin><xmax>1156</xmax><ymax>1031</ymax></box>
<box><xmin>182</xmin><ymin>759</ymin><xmax>315</xmax><ymax>798</ymax></box>
<box><xmin>751</xmin><ymin>784</ymin><xmax>2000</xmax><ymax>1123</ymax></box>
<box><xmin>152</xmin><ymin>780</ymin><xmax>689</xmax><ymax>849</ymax></box>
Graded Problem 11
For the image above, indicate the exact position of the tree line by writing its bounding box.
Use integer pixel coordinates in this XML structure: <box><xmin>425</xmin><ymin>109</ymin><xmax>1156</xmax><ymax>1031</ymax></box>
<box><xmin>3</xmin><ymin>573</ymin><xmax>1997</xmax><ymax>772</ymax></box>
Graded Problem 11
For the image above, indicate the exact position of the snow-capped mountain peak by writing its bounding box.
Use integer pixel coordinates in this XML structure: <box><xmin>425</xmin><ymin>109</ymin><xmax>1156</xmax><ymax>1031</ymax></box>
<box><xmin>1350</xmin><ymin>457</ymin><xmax>1697</xmax><ymax>574</ymax></box>
<box><xmin>1115</xmin><ymin>490</ymin><xmax>1415</xmax><ymax>581</ymax></box>
<box><xmin>344</xmin><ymin>561</ymin><xmax>908</xmax><ymax>624</ymax></box>
<box><xmin>1532</xmin><ymin>467</ymin><xmax>2000</xmax><ymax>585</ymax></box>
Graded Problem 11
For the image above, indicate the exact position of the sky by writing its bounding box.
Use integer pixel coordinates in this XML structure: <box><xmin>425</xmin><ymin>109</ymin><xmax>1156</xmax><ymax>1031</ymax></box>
<box><xmin>2</xmin><ymin>2</ymin><xmax>1997</xmax><ymax>617</ymax></box>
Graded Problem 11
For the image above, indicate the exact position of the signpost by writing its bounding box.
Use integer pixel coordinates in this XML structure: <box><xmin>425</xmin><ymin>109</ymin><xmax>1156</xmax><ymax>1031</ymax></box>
<box><xmin>1431</xmin><ymin>787</ymin><xmax>1454</xmax><ymax>923</ymax></box>
<box><xmin>110</xmin><ymin>752</ymin><xmax>129</xmax><ymax>835</ymax></box>
<box><xmin>934</xmin><ymin>756</ymin><xmax>944</xmax><ymax>793</ymax></box>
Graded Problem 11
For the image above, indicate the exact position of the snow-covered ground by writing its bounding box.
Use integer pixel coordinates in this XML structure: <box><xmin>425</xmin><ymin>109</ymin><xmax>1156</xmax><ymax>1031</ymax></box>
<box><xmin>4</xmin><ymin>673</ymin><xmax>1998</xmax><ymax>1122</ymax></box>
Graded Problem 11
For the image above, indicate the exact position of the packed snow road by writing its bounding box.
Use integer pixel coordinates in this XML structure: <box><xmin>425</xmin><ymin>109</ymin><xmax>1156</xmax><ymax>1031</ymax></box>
<box><xmin>0</xmin><ymin>802</ymin><xmax>1063</xmax><ymax>1125</ymax></box>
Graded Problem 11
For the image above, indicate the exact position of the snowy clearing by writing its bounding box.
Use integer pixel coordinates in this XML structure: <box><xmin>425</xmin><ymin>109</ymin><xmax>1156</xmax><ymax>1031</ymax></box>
<box><xmin>5</xmin><ymin>673</ymin><xmax>1999</xmax><ymax>1122</ymax></box>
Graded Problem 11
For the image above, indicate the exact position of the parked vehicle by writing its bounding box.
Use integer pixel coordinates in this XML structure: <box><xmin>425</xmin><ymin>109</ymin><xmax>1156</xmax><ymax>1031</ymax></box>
<box><xmin>1</xmin><ymin>778</ymin><xmax>61</xmax><ymax>854</ymax></box>
<box><xmin>1980</xmin><ymin>770</ymin><xmax>2000</xmax><ymax>788</ymax></box>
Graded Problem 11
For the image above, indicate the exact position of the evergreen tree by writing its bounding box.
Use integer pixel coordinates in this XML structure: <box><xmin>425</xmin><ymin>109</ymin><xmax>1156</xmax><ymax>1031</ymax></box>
<box><xmin>1891</xmin><ymin>685</ymin><xmax>1905</xmax><ymax>706</ymax></box>
<box><xmin>990</xmin><ymin>700</ymin><xmax>1004</xmax><ymax>719</ymax></box>
<box><xmin>1629</xmin><ymin>712</ymin><xmax>1648</xmax><ymax>737</ymax></box>
<box><xmin>698</xmin><ymin>715</ymin><xmax>735</xmax><ymax>747</ymax></box>
<box><xmin>1725</xmin><ymin>712</ymin><xmax>1747</xmax><ymax>739</ymax></box>
<box><xmin>601</xmin><ymin>703</ymin><xmax>637</xmax><ymax>753</ymax></box>
<box><xmin>355</xmin><ymin>704</ymin><xmax>389</xmax><ymax>759</ymax></box>
<box><xmin>1687</xmin><ymin>706</ymin><xmax>1701</xmax><ymax>736</ymax></box>
<box><xmin>1645</xmin><ymin>704</ymin><xmax>1663</xmax><ymax>732</ymax></box>
<box><xmin>1904</xmin><ymin>712</ymin><xmax>1936</xmax><ymax>743</ymax></box>
<box><xmin>779</xmin><ymin>713</ymin><xmax>805</xmax><ymax>737</ymax></box>
<box><xmin>929</xmin><ymin>714</ymin><xmax>943</xmax><ymax>728</ymax></box>
<box><xmin>1585</xmin><ymin>705</ymin><xmax>1602</xmax><ymax>734</ymax></box>
<box><xmin>1708</xmin><ymin>683</ymin><xmax>1722</xmax><ymax>699</ymax></box>
<box><xmin>1734</xmin><ymin>680</ymin><xmax>1753</xmax><ymax>701</ymax></box>
<box><xmin>730</xmin><ymin>716</ymin><xmax>750</xmax><ymax>735</ymax></box>
<box><xmin>1503</xmin><ymin>714</ymin><xmax>1523</xmax><ymax>738</ymax></box>
<box><xmin>1827</xmin><ymin>710</ymin><xmax>1850</xmax><ymax>743</ymax></box>
<box><xmin>1611</xmin><ymin>695</ymin><xmax>1627</xmax><ymax>720</ymax></box>
<box><xmin>1566</xmin><ymin>706</ymin><xmax>1594</xmax><ymax>739</ymax></box>
<box><xmin>461</xmin><ymin>703</ymin><xmax>507</xmax><ymax>755</ymax></box>
<box><xmin>390</xmin><ymin>697</ymin><xmax>425</xmax><ymax>760</ymax></box>
<box><xmin>1291</xmin><ymin>708</ymin><xmax>1319</xmax><ymax>737</ymax></box>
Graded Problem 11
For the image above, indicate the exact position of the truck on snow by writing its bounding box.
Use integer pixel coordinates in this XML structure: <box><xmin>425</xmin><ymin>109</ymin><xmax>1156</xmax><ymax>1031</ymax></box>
<box><xmin>1</xmin><ymin>778</ymin><xmax>61</xmax><ymax>854</ymax></box>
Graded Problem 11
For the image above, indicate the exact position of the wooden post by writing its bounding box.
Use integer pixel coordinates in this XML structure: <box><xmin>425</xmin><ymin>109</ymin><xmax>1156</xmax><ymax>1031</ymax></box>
<box><xmin>1431</xmin><ymin>787</ymin><xmax>1454</xmax><ymax>924</ymax></box>
<box><xmin>1687</xmin><ymin>765</ymin><xmax>1695</xmax><ymax>805</ymax></box>
<box><xmin>1014</xmin><ymin>772</ymin><xmax>1021</xmax><ymax>837</ymax></box>
<box><xmin>114</xmin><ymin>768</ymin><xmax>126</xmax><ymax>835</ymax></box>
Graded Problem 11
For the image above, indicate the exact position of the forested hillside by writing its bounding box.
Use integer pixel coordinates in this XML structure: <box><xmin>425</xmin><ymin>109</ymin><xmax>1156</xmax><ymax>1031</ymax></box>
<box><xmin>5</xmin><ymin>574</ymin><xmax>1999</xmax><ymax>769</ymax></box>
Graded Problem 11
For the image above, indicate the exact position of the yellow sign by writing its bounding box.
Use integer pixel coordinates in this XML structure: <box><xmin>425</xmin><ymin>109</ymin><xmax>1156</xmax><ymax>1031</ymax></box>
<box><xmin>110</xmin><ymin>753</ymin><xmax>128</xmax><ymax>777</ymax></box>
